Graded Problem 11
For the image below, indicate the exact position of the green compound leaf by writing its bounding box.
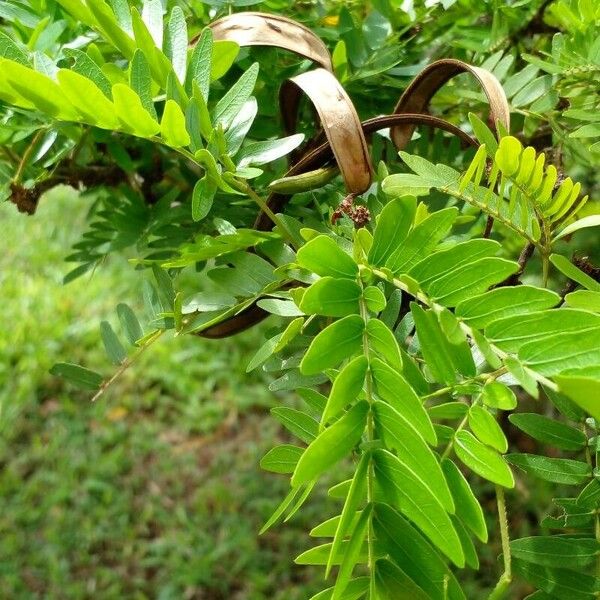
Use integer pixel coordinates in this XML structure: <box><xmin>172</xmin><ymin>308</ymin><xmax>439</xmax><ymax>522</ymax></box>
<box><xmin>373</xmin><ymin>503</ymin><xmax>466</xmax><ymax>600</ymax></box>
<box><xmin>100</xmin><ymin>320</ymin><xmax>127</xmax><ymax>365</ymax></box>
<box><xmin>374</xmin><ymin>558</ymin><xmax>430</xmax><ymax>600</ymax></box>
<box><xmin>300</xmin><ymin>315</ymin><xmax>365</xmax><ymax>376</ymax></box>
<box><xmin>468</xmin><ymin>405</ymin><xmax>508</xmax><ymax>453</ymax></box>
<box><xmin>510</xmin><ymin>536</ymin><xmax>599</xmax><ymax>570</ymax></box>
<box><xmin>297</xmin><ymin>235</ymin><xmax>358</xmax><ymax>279</ymax></box>
<box><xmin>442</xmin><ymin>458</ymin><xmax>488</xmax><ymax>543</ymax></box>
<box><xmin>321</xmin><ymin>355</ymin><xmax>368</xmax><ymax>427</ymax></box>
<box><xmin>509</xmin><ymin>413</ymin><xmax>587</xmax><ymax>451</ymax></box>
<box><xmin>300</xmin><ymin>277</ymin><xmax>361</xmax><ymax>317</ymax></box>
<box><xmin>368</xmin><ymin>196</ymin><xmax>417</xmax><ymax>267</ymax></box>
<box><xmin>370</xmin><ymin>357</ymin><xmax>436</xmax><ymax>445</ymax></box>
<box><xmin>326</xmin><ymin>451</ymin><xmax>369</xmax><ymax>577</ymax></box>
<box><xmin>386</xmin><ymin>207</ymin><xmax>458</xmax><ymax>274</ymax></box>
<box><xmin>373</xmin><ymin>449</ymin><xmax>465</xmax><ymax>567</ymax></box>
<box><xmin>505</xmin><ymin>454</ymin><xmax>592</xmax><ymax>485</ymax></box>
<box><xmin>454</xmin><ymin>431</ymin><xmax>514</xmax><ymax>488</ymax></box>
<box><xmin>49</xmin><ymin>362</ymin><xmax>103</xmax><ymax>390</ymax></box>
<box><xmin>260</xmin><ymin>444</ymin><xmax>304</xmax><ymax>474</ymax></box>
<box><xmin>292</xmin><ymin>401</ymin><xmax>369</xmax><ymax>487</ymax></box>
<box><xmin>373</xmin><ymin>400</ymin><xmax>454</xmax><ymax>512</ymax></box>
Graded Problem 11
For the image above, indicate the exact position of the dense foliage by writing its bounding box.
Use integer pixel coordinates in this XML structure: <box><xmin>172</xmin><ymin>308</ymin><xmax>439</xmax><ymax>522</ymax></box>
<box><xmin>1</xmin><ymin>1</ymin><xmax>599</xmax><ymax>598</ymax></box>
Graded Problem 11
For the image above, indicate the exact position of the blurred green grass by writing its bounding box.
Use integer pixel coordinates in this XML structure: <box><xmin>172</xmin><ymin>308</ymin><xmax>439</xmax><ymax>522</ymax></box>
<box><xmin>0</xmin><ymin>189</ymin><xmax>324</xmax><ymax>599</ymax></box>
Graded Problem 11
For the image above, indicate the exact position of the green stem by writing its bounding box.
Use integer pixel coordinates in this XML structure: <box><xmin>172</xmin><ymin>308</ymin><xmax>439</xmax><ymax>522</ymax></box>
<box><xmin>359</xmin><ymin>282</ymin><xmax>376</xmax><ymax>594</ymax></box>
<box><xmin>441</xmin><ymin>413</ymin><xmax>469</xmax><ymax>460</ymax></box>
<box><xmin>227</xmin><ymin>176</ymin><xmax>299</xmax><ymax>250</ymax></box>
<box><xmin>488</xmin><ymin>486</ymin><xmax>512</xmax><ymax>599</ymax></box>
<box><xmin>91</xmin><ymin>329</ymin><xmax>163</xmax><ymax>402</ymax></box>
<box><xmin>13</xmin><ymin>129</ymin><xmax>45</xmax><ymax>184</ymax></box>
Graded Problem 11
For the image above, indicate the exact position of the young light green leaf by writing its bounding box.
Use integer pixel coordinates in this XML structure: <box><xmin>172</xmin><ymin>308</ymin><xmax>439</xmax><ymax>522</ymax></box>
<box><xmin>65</xmin><ymin>48</ymin><xmax>111</xmax><ymax>98</ymax></box>
<box><xmin>550</xmin><ymin>254</ymin><xmax>600</xmax><ymax>292</ymax></box>
<box><xmin>454</xmin><ymin>430</ymin><xmax>514</xmax><ymax>488</ymax></box>
<box><xmin>308</xmin><ymin>578</ymin><xmax>369</xmax><ymax>600</ymax></box>
<box><xmin>505</xmin><ymin>454</ymin><xmax>592</xmax><ymax>485</ymax></box>
<box><xmin>363</xmin><ymin>286</ymin><xmax>386</xmax><ymax>313</ymax></box>
<box><xmin>442</xmin><ymin>458</ymin><xmax>488</xmax><ymax>542</ymax></box>
<box><xmin>259</xmin><ymin>485</ymin><xmax>303</xmax><ymax>535</ymax></box>
<box><xmin>509</xmin><ymin>413</ymin><xmax>587</xmax><ymax>451</ymax></box>
<box><xmin>468</xmin><ymin>112</ymin><xmax>498</xmax><ymax>154</ymax></box>
<box><xmin>555</xmin><ymin>370</ymin><xmax>600</xmax><ymax>421</ymax></box>
<box><xmin>87</xmin><ymin>0</ymin><xmax>136</xmax><ymax>58</ymax></box>
<box><xmin>300</xmin><ymin>277</ymin><xmax>360</xmax><ymax>317</ymax></box>
<box><xmin>437</xmin><ymin>308</ymin><xmax>476</xmax><ymax>378</ymax></box>
<box><xmin>161</xmin><ymin>99</ymin><xmax>190</xmax><ymax>147</ymax></box>
<box><xmin>505</xmin><ymin>357</ymin><xmax>539</xmax><ymax>399</ymax></box>
<box><xmin>253</xmin><ymin>304</ymin><xmax>293</xmax><ymax>344</ymax></box>
<box><xmin>100</xmin><ymin>320</ymin><xmax>127</xmax><ymax>365</ymax></box>
<box><xmin>297</xmin><ymin>235</ymin><xmax>358</xmax><ymax>279</ymax></box>
<box><xmin>468</xmin><ymin>405</ymin><xmax>508</xmax><ymax>453</ymax></box>
<box><xmin>112</xmin><ymin>83</ymin><xmax>160</xmax><ymax>137</ymax></box>
<box><xmin>321</xmin><ymin>355</ymin><xmax>368</xmax><ymax>427</ymax></box>
<box><xmin>3</xmin><ymin>60</ymin><xmax>78</xmax><ymax>119</ymax></box>
<box><xmin>211</xmin><ymin>40</ymin><xmax>239</xmax><ymax>81</ymax></box>
<box><xmin>564</xmin><ymin>290</ymin><xmax>600</xmax><ymax>312</ymax></box>
<box><xmin>291</xmin><ymin>401</ymin><xmax>369</xmax><ymax>487</ymax></box>
<box><xmin>553</xmin><ymin>215</ymin><xmax>600</xmax><ymax>242</ymax></box>
<box><xmin>57</xmin><ymin>69</ymin><xmax>118</xmax><ymax>128</ymax></box>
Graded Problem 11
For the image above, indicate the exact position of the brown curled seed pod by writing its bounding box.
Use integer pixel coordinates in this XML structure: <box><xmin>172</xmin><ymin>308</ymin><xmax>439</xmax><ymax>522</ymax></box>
<box><xmin>280</xmin><ymin>68</ymin><xmax>373</xmax><ymax>195</ymax></box>
<box><xmin>206</xmin><ymin>12</ymin><xmax>333</xmax><ymax>71</ymax></box>
<box><xmin>390</xmin><ymin>58</ymin><xmax>510</xmax><ymax>150</ymax></box>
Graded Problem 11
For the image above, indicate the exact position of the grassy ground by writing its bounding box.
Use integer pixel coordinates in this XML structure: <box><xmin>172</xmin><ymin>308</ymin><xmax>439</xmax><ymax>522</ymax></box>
<box><xmin>0</xmin><ymin>189</ymin><xmax>324</xmax><ymax>599</ymax></box>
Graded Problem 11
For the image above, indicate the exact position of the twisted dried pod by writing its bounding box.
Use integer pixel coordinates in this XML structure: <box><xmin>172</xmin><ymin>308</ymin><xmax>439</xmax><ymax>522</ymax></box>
<box><xmin>196</xmin><ymin>13</ymin><xmax>509</xmax><ymax>339</ymax></box>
